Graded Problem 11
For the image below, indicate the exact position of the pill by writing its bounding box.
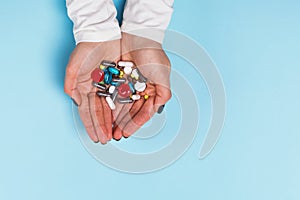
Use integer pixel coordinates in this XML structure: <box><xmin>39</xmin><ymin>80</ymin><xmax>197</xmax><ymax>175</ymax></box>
<box><xmin>101</xmin><ymin>60</ymin><xmax>116</xmax><ymax>67</ymax></box>
<box><xmin>118</xmin><ymin>61</ymin><xmax>134</xmax><ymax>67</ymax></box>
<box><xmin>110</xmin><ymin>81</ymin><xmax>120</xmax><ymax>87</ymax></box>
<box><xmin>144</xmin><ymin>94</ymin><xmax>149</xmax><ymax>100</ymax></box>
<box><xmin>112</xmin><ymin>77</ymin><xmax>126</xmax><ymax>83</ymax></box>
<box><xmin>128</xmin><ymin>82</ymin><xmax>135</xmax><ymax>93</ymax></box>
<box><xmin>104</xmin><ymin>73</ymin><xmax>112</xmax><ymax>84</ymax></box>
<box><xmin>108</xmin><ymin>67</ymin><xmax>120</xmax><ymax>75</ymax></box>
<box><xmin>131</xmin><ymin>94</ymin><xmax>140</xmax><ymax>100</ymax></box>
<box><xmin>136</xmin><ymin>69</ymin><xmax>147</xmax><ymax>83</ymax></box>
<box><xmin>124</xmin><ymin>66</ymin><xmax>132</xmax><ymax>75</ymax></box>
<box><xmin>131</xmin><ymin>68</ymin><xmax>139</xmax><ymax>79</ymax></box>
<box><xmin>127</xmin><ymin>76</ymin><xmax>136</xmax><ymax>83</ymax></box>
<box><xmin>119</xmin><ymin>71</ymin><xmax>124</xmax><ymax>78</ymax></box>
<box><xmin>99</xmin><ymin>64</ymin><xmax>106</xmax><ymax>70</ymax></box>
<box><xmin>111</xmin><ymin>90</ymin><xmax>118</xmax><ymax>102</ymax></box>
<box><xmin>91</xmin><ymin>68</ymin><xmax>104</xmax><ymax>82</ymax></box>
<box><xmin>106</xmin><ymin>96</ymin><xmax>116</xmax><ymax>110</ymax></box>
<box><xmin>96</xmin><ymin>91</ymin><xmax>111</xmax><ymax>97</ymax></box>
<box><xmin>118</xmin><ymin>83</ymin><xmax>131</xmax><ymax>98</ymax></box>
<box><xmin>92</xmin><ymin>81</ymin><xmax>106</xmax><ymax>90</ymax></box>
<box><xmin>134</xmin><ymin>81</ymin><xmax>146</xmax><ymax>92</ymax></box>
<box><xmin>108</xmin><ymin>85</ymin><xmax>116</xmax><ymax>94</ymax></box>
<box><xmin>118</xmin><ymin>98</ymin><xmax>134</xmax><ymax>104</ymax></box>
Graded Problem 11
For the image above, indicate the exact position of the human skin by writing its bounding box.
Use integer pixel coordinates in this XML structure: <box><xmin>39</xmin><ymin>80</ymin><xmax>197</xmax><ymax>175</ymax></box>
<box><xmin>64</xmin><ymin>40</ymin><xmax>121</xmax><ymax>144</ymax></box>
<box><xmin>112</xmin><ymin>33</ymin><xmax>172</xmax><ymax>140</ymax></box>
<box><xmin>64</xmin><ymin>34</ymin><xmax>172</xmax><ymax>143</ymax></box>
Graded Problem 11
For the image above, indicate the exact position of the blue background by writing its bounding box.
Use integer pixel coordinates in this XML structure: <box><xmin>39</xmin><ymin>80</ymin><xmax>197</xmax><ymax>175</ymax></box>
<box><xmin>1</xmin><ymin>0</ymin><xmax>300</xmax><ymax>199</ymax></box>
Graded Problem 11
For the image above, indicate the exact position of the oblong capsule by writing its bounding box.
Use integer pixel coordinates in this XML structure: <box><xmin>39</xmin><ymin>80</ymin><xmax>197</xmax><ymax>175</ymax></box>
<box><xmin>106</xmin><ymin>96</ymin><xmax>116</xmax><ymax>110</ymax></box>
<box><xmin>104</xmin><ymin>73</ymin><xmax>112</xmax><ymax>84</ymax></box>
<box><xmin>111</xmin><ymin>90</ymin><xmax>118</xmax><ymax>102</ymax></box>
<box><xmin>136</xmin><ymin>68</ymin><xmax>147</xmax><ymax>83</ymax></box>
<box><xmin>108</xmin><ymin>67</ymin><xmax>120</xmax><ymax>75</ymax></box>
<box><xmin>108</xmin><ymin>85</ymin><xmax>116</xmax><ymax>94</ymax></box>
<box><xmin>118</xmin><ymin>98</ymin><xmax>134</xmax><ymax>104</ymax></box>
<box><xmin>92</xmin><ymin>81</ymin><xmax>106</xmax><ymax>90</ymax></box>
<box><xmin>131</xmin><ymin>68</ymin><xmax>139</xmax><ymax>79</ymax></box>
<box><xmin>112</xmin><ymin>77</ymin><xmax>126</xmax><ymax>83</ymax></box>
<box><xmin>101</xmin><ymin>60</ymin><xmax>116</xmax><ymax>67</ymax></box>
<box><xmin>110</xmin><ymin>81</ymin><xmax>120</xmax><ymax>87</ymax></box>
<box><xmin>118</xmin><ymin>61</ymin><xmax>134</xmax><ymax>68</ymax></box>
<box><xmin>128</xmin><ymin>82</ymin><xmax>135</xmax><ymax>93</ymax></box>
<box><xmin>131</xmin><ymin>94</ymin><xmax>140</xmax><ymax>100</ymax></box>
<box><xmin>96</xmin><ymin>91</ymin><xmax>111</xmax><ymax>97</ymax></box>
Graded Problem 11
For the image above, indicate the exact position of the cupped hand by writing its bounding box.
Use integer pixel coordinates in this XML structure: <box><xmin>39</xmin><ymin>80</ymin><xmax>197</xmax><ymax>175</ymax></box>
<box><xmin>113</xmin><ymin>33</ymin><xmax>172</xmax><ymax>140</ymax></box>
<box><xmin>64</xmin><ymin>40</ymin><xmax>121</xmax><ymax>144</ymax></box>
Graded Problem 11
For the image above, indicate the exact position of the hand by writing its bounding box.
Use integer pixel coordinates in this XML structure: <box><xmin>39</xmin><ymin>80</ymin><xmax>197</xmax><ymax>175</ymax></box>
<box><xmin>64</xmin><ymin>40</ymin><xmax>121</xmax><ymax>144</ymax></box>
<box><xmin>113</xmin><ymin>33</ymin><xmax>172</xmax><ymax>140</ymax></box>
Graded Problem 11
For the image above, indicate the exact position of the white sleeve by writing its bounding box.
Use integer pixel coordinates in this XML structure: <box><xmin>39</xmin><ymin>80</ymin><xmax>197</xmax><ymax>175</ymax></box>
<box><xmin>66</xmin><ymin>0</ymin><xmax>121</xmax><ymax>44</ymax></box>
<box><xmin>121</xmin><ymin>0</ymin><xmax>174</xmax><ymax>44</ymax></box>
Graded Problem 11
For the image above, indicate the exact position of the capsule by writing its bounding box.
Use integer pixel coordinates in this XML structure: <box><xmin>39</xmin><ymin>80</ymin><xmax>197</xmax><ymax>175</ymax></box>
<box><xmin>127</xmin><ymin>76</ymin><xmax>137</xmax><ymax>83</ymax></box>
<box><xmin>134</xmin><ymin>81</ymin><xmax>147</xmax><ymax>92</ymax></box>
<box><xmin>118</xmin><ymin>98</ymin><xmax>134</xmax><ymax>104</ymax></box>
<box><xmin>96</xmin><ymin>91</ymin><xmax>111</xmax><ymax>97</ymax></box>
<box><xmin>101</xmin><ymin>60</ymin><xmax>116</xmax><ymax>67</ymax></box>
<box><xmin>136</xmin><ymin>68</ymin><xmax>147</xmax><ymax>83</ymax></box>
<box><xmin>92</xmin><ymin>81</ymin><xmax>106</xmax><ymax>90</ymax></box>
<box><xmin>111</xmin><ymin>90</ymin><xmax>118</xmax><ymax>102</ymax></box>
<box><xmin>108</xmin><ymin>67</ymin><xmax>120</xmax><ymax>75</ymax></box>
<box><xmin>108</xmin><ymin>85</ymin><xmax>116</xmax><ymax>94</ymax></box>
<box><xmin>131</xmin><ymin>94</ymin><xmax>140</xmax><ymax>100</ymax></box>
<box><xmin>112</xmin><ymin>77</ymin><xmax>126</xmax><ymax>83</ymax></box>
<box><xmin>131</xmin><ymin>68</ymin><xmax>139</xmax><ymax>79</ymax></box>
<box><xmin>106</xmin><ymin>96</ymin><xmax>116</xmax><ymax>110</ymax></box>
<box><xmin>128</xmin><ymin>82</ymin><xmax>135</xmax><ymax>93</ymax></box>
<box><xmin>110</xmin><ymin>81</ymin><xmax>120</xmax><ymax>87</ymax></box>
<box><xmin>104</xmin><ymin>73</ymin><xmax>112</xmax><ymax>84</ymax></box>
<box><xmin>118</xmin><ymin>61</ymin><xmax>134</xmax><ymax>68</ymax></box>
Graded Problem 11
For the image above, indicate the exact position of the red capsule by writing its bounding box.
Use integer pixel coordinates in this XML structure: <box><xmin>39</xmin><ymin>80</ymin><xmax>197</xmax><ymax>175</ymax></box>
<box><xmin>91</xmin><ymin>68</ymin><xmax>104</xmax><ymax>82</ymax></box>
<box><xmin>118</xmin><ymin>83</ymin><xmax>131</xmax><ymax>98</ymax></box>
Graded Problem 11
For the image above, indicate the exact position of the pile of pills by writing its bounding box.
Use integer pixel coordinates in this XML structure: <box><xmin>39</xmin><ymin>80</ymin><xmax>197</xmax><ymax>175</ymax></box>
<box><xmin>91</xmin><ymin>60</ymin><xmax>148</xmax><ymax>110</ymax></box>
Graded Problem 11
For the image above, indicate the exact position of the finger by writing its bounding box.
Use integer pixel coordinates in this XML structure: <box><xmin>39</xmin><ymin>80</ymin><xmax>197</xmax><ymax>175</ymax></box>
<box><xmin>71</xmin><ymin>88</ymin><xmax>82</xmax><ymax>106</ymax></box>
<box><xmin>113</xmin><ymin>103</ymin><xmax>133</xmax><ymax>140</ymax></box>
<box><xmin>78</xmin><ymin>95</ymin><xmax>98</xmax><ymax>142</ymax></box>
<box><xmin>154</xmin><ymin>84</ymin><xmax>172</xmax><ymax>112</ymax></box>
<box><xmin>89</xmin><ymin>93</ymin><xmax>110</xmax><ymax>144</ymax></box>
<box><xmin>114</xmin><ymin>98</ymin><xmax>145</xmax><ymax>138</ymax></box>
<box><xmin>101</xmin><ymin>97</ymin><xmax>113</xmax><ymax>141</ymax></box>
<box><xmin>122</xmin><ymin>96</ymin><xmax>155</xmax><ymax>138</ymax></box>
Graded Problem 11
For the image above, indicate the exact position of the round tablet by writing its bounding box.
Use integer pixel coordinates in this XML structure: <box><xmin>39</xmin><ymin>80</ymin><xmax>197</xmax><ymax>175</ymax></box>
<box><xmin>134</xmin><ymin>81</ymin><xmax>146</xmax><ymax>92</ymax></box>
<box><xmin>91</xmin><ymin>68</ymin><xmax>104</xmax><ymax>82</ymax></box>
<box><xmin>118</xmin><ymin>83</ymin><xmax>131</xmax><ymax>98</ymax></box>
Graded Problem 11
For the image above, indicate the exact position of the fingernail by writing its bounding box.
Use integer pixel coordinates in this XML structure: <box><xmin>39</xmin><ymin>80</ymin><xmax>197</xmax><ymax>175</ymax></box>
<box><xmin>157</xmin><ymin>105</ymin><xmax>165</xmax><ymax>114</ymax></box>
<box><xmin>71</xmin><ymin>98</ymin><xmax>78</xmax><ymax>106</ymax></box>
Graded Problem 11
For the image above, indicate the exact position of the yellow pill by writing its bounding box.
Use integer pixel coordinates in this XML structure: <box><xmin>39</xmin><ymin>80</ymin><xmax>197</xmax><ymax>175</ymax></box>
<box><xmin>144</xmin><ymin>94</ymin><xmax>149</xmax><ymax>100</ymax></box>
<box><xmin>100</xmin><ymin>65</ymin><xmax>105</xmax><ymax>70</ymax></box>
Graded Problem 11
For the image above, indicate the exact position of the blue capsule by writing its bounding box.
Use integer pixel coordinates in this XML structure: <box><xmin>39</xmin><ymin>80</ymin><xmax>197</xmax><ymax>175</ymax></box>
<box><xmin>104</xmin><ymin>73</ymin><xmax>112</xmax><ymax>84</ymax></box>
<box><xmin>110</xmin><ymin>81</ymin><xmax>120</xmax><ymax>87</ymax></box>
<box><xmin>128</xmin><ymin>82</ymin><xmax>135</xmax><ymax>93</ymax></box>
<box><xmin>108</xmin><ymin>67</ymin><xmax>120</xmax><ymax>75</ymax></box>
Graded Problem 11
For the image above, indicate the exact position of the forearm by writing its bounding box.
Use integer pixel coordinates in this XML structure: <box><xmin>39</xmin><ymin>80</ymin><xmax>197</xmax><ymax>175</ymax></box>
<box><xmin>66</xmin><ymin>0</ymin><xmax>121</xmax><ymax>44</ymax></box>
<box><xmin>121</xmin><ymin>0</ymin><xmax>174</xmax><ymax>44</ymax></box>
